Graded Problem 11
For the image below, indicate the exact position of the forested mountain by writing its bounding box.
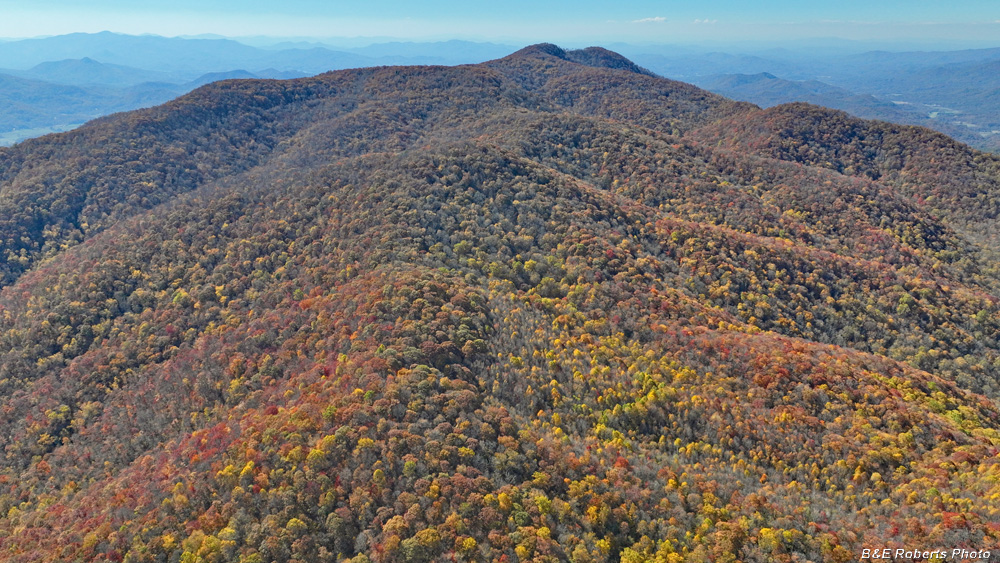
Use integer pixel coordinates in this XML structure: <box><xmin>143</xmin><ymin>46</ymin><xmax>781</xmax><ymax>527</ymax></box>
<box><xmin>3</xmin><ymin>57</ymin><xmax>177</xmax><ymax>87</ymax></box>
<box><xmin>694</xmin><ymin>72</ymin><xmax>910</xmax><ymax>119</ymax></box>
<box><xmin>0</xmin><ymin>62</ymin><xmax>312</xmax><ymax>147</ymax></box>
<box><xmin>691</xmin><ymin>73</ymin><xmax>984</xmax><ymax>148</ymax></box>
<box><xmin>0</xmin><ymin>71</ymin><xmax>192</xmax><ymax>146</ymax></box>
<box><xmin>629</xmin><ymin>45</ymin><xmax>1000</xmax><ymax>153</ymax></box>
<box><xmin>0</xmin><ymin>43</ymin><xmax>999</xmax><ymax>562</ymax></box>
<box><xmin>0</xmin><ymin>32</ymin><xmax>518</xmax><ymax>147</ymax></box>
<box><xmin>0</xmin><ymin>32</ymin><xmax>371</xmax><ymax>75</ymax></box>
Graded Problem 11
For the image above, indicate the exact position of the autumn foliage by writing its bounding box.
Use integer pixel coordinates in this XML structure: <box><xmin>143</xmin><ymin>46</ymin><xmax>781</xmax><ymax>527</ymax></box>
<box><xmin>0</xmin><ymin>44</ymin><xmax>997</xmax><ymax>562</ymax></box>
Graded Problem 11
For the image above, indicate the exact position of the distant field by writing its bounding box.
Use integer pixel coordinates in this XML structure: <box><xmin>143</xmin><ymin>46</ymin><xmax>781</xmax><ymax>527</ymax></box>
<box><xmin>0</xmin><ymin>123</ymin><xmax>83</xmax><ymax>146</ymax></box>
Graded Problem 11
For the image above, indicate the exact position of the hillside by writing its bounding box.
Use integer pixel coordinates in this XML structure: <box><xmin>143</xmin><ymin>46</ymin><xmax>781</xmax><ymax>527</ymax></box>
<box><xmin>0</xmin><ymin>32</ymin><xmax>370</xmax><ymax>75</ymax></box>
<box><xmin>0</xmin><ymin>32</ymin><xmax>522</xmax><ymax>147</ymax></box>
<box><xmin>4</xmin><ymin>57</ymin><xmax>178</xmax><ymax>87</ymax></box>
<box><xmin>697</xmin><ymin>72</ymin><xmax>897</xmax><ymax>115</ymax></box>
<box><xmin>820</xmin><ymin>56</ymin><xmax>1000</xmax><ymax>153</ymax></box>
<box><xmin>693</xmin><ymin>72</ymin><xmax>972</xmax><ymax>138</ymax></box>
<box><xmin>628</xmin><ymin>46</ymin><xmax>1000</xmax><ymax>154</ymax></box>
<box><xmin>0</xmin><ymin>72</ymin><xmax>188</xmax><ymax>146</ymax></box>
<box><xmin>0</xmin><ymin>44</ymin><xmax>999</xmax><ymax>562</ymax></box>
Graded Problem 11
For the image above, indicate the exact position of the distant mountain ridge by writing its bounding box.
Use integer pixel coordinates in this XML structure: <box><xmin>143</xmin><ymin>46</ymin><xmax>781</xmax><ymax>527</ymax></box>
<box><xmin>3</xmin><ymin>57</ymin><xmax>178</xmax><ymax>86</ymax></box>
<box><xmin>0</xmin><ymin>31</ymin><xmax>513</xmax><ymax>74</ymax></box>
<box><xmin>3</xmin><ymin>32</ymin><xmax>1000</xmax><ymax>152</ymax></box>
<box><xmin>0</xmin><ymin>32</ymin><xmax>526</xmax><ymax>146</ymax></box>
<box><xmin>626</xmin><ymin>44</ymin><xmax>1000</xmax><ymax>152</ymax></box>
<box><xmin>693</xmin><ymin>71</ymin><xmax>982</xmax><ymax>144</ymax></box>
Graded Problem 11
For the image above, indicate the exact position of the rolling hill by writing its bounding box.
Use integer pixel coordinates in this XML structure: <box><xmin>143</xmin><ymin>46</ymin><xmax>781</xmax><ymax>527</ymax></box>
<box><xmin>0</xmin><ymin>33</ymin><xmax>523</xmax><ymax>147</ymax></box>
<box><xmin>0</xmin><ymin>43</ymin><xmax>998</xmax><ymax>562</ymax></box>
<box><xmin>696</xmin><ymin>72</ymin><xmax>916</xmax><ymax>121</ymax></box>
<box><xmin>629</xmin><ymin>45</ymin><xmax>1000</xmax><ymax>153</ymax></box>
<box><xmin>694</xmin><ymin>72</ymin><xmax>994</xmax><ymax>158</ymax></box>
<box><xmin>3</xmin><ymin>57</ymin><xmax>178</xmax><ymax>87</ymax></box>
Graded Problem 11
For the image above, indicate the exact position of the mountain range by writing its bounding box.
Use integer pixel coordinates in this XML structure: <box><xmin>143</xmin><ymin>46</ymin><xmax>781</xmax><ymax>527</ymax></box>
<box><xmin>0</xmin><ymin>43</ymin><xmax>999</xmax><ymax>561</ymax></box>
<box><xmin>693</xmin><ymin>72</ymin><xmax>989</xmax><ymax>150</ymax></box>
<box><xmin>0</xmin><ymin>58</ymin><xmax>312</xmax><ymax>146</ymax></box>
<box><xmin>0</xmin><ymin>33</ymin><xmax>520</xmax><ymax>146</ymax></box>
<box><xmin>628</xmin><ymin>46</ymin><xmax>1000</xmax><ymax>152</ymax></box>
<box><xmin>0</xmin><ymin>32</ymin><xmax>516</xmax><ymax>75</ymax></box>
<box><xmin>4</xmin><ymin>33</ymin><xmax>1000</xmax><ymax>153</ymax></box>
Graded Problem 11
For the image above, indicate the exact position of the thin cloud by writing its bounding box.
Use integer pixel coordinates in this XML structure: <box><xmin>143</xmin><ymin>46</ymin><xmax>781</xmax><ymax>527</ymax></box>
<box><xmin>632</xmin><ymin>16</ymin><xmax>666</xmax><ymax>24</ymax></box>
<box><xmin>693</xmin><ymin>19</ymin><xmax>718</xmax><ymax>24</ymax></box>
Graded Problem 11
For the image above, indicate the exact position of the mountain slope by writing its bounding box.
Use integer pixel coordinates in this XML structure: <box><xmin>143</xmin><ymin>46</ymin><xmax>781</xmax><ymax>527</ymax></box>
<box><xmin>692</xmin><ymin>102</ymin><xmax>1000</xmax><ymax>251</ymax></box>
<box><xmin>0</xmin><ymin>72</ymin><xmax>191</xmax><ymax>146</ymax></box>
<box><xmin>7</xmin><ymin>57</ymin><xmax>178</xmax><ymax>86</ymax></box>
<box><xmin>696</xmin><ymin>72</ymin><xmax>922</xmax><ymax>121</ymax></box>
<box><xmin>0</xmin><ymin>72</ymin><xmax>117</xmax><ymax>126</ymax></box>
<box><xmin>0</xmin><ymin>31</ymin><xmax>364</xmax><ymax>73</ymax></box>
<box><xmin>0</xmin><ymin>45</ymin><xmax>999</xmax><ymax>562</ymax></box>
<box><xmin>694</xmin><ymin>72</ymin><xmax>997</xmax><ymax>152</ymax></box>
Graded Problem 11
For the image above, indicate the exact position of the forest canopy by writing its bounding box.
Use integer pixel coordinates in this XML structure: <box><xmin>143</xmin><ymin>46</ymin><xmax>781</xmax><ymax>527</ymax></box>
<box><xmin>0</xmin><ymin>44</ymin><xmax>998</xmax><ymax>562</ymax></box>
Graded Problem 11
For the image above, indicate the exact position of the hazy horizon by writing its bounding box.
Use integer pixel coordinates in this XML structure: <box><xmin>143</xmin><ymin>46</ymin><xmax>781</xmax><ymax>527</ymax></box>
<box><xmin>0</xmin><ymin>5</ymin><xmax>998</xmax><ymax>150</ymax></box>
<box><xmin>0</xmin><ymin>31</ymin><xmax>997</xmax><ymax>57</ymax></box>
<box><xmin>0</xmin><ymin>0</ymin><xmax>997</xmax><ymax>47</ymax></box>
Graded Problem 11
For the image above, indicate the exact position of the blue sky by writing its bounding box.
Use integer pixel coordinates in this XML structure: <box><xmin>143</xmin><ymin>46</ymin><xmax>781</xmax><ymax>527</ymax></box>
<box><xmin>0</xmin><ymin>0</ymin><xmax>997</xmax><ymax>43</ymax></box>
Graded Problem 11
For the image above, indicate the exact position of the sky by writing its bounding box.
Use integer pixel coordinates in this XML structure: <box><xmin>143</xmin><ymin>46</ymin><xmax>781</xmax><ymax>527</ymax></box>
<box><xmin>0</xmin><ymin>0</ymin><xmax>997</xmax><ymax>45</ymax></box>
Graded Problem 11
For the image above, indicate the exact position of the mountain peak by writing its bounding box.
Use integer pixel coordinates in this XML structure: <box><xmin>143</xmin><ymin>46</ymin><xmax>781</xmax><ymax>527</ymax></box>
<box><xmin>511</xmin><ymin>43</ymin><xmax>568</xmax><ymax>59</ymax></box>
<box><xmin>506</xmin><ymin>43</ymin><xmax>654</xmax><ymax>76</ymax></box>
<box><xmin>564</xmin><ymin>46</ymin><xmax>656</xmax><ymax>76</ymax></box>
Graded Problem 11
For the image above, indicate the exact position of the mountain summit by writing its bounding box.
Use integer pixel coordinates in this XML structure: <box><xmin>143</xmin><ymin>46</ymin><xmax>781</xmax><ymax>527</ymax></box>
<box><xmin>0</xmin><ymin>45</ymin><xmax>998</xmax><ymax>561</ymax></box>
<box><xmin>507</xmin><ymin>43</ymin><xmax>656</xmax><ymax>76</ymax></box>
